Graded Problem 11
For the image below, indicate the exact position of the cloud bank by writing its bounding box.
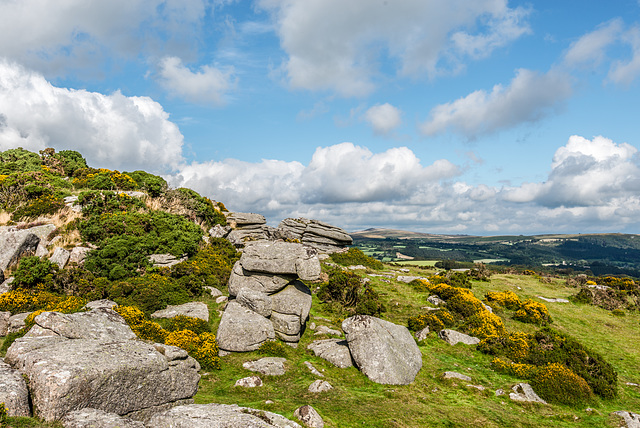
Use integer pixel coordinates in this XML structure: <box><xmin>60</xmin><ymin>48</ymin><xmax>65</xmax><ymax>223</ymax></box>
<box><xmin>0</xmin><ymin>59</ymin><xmax>184</xmax><ymax>172</ymax></box>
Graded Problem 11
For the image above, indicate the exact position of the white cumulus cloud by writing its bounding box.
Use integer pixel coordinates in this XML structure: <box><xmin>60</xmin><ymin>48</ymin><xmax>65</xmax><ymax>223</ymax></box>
<box><xmin>0</xmin><ymin>59</ymin><xmax>184</xmax><ymax>172</ymax></box>
<box><xmin>363</xmin><ymin>103</ymin><xmax>402</xmax><ymax>135</ymax></box>
<box><xmin>257</xmin><ymin>0</ymin><xmax>530</xmax><ymax>96</ymax></box>
<box><xmin>157</xmin><ymin>56</ymin><xmax>236</xmax><ymax>106</ymax></box>
<box><xmin>420</xmin><ymin>69</ymin><xmax>572</xmax><ymax>138</ymax></box>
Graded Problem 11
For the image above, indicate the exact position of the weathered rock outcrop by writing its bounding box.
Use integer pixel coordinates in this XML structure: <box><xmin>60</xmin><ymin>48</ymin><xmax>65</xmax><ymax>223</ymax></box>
<box><xmin>150</xmin><ymin>302</ymin><xmax>210</xmax><ymax>322</ymax></box>
<box><xmin>277</xmin><ymin>218</ymin><xmax>352</xmax><ymax>253</ymax></box>
<box><xmin>438</xmin><ymin>329</ymin><xmax>480</xmax><ymax>346</ymax></box>
<box><xmin>219</xmin><ymin>241</ymin><xmax>319</xmax><ymax>350</ymax></box>
<box><xmin>61</xmin><ymin>408</ymin><xmax>145</xmax><ymax>428</ymax></box>
<box><xmin>225</xmin><ymin>212</ymin><xmax>274</xmax><ymax>247</ymax></box>
<box><xmin>146</xmin><ymin>403</ymin><xmax>302</xmax><ymax>428</ymax></box>
<box><xmin>4</xmin><ymin>309</ymin><xmax>200</xmax><ymax>422</ymax></box>
<box><xmin>0</xmin><ymin>311</ymin><xmax>10</xmax><ymax>335</ymax></box>
<box><xmin>0</xmin><ymin>227</ymin><xmax>40</xmax><ymax>271</ymax></box>
<box><xmin>307</xmin><ymin>339</ymin><xmax>353</xmax><ymax>368</ymax></box>
<box><xmin>294</xmin><ymin>405</ymin><xmax>324</xmax><ymax>428</ymax></box>
<box><xmin>243</xmin><ymin>357</ymin><xmax>287</xmax><ymax>376</ymax></box>
<box><xmin>148</xmin><ymin>254</ymin><xmax>187</xmax><ymax>268</ymax></box>
<box><xmin>509</xmin><ymin>383</ymin><xmax>547</xmax><ymax>404</ymax></box>
<box><xmin>0</xmin><ymin>360</ymin><xmax>30</xmax><ymax>416</ymax></box>
<box><xmin>50</xmin><ymin>247</ymin><xmax>71</xmax><ymax>268</ymax></box>
<box><xmin>342</xmin><ymin>315</ymin><xmax>422</xmax><ymax>385</ymax></box>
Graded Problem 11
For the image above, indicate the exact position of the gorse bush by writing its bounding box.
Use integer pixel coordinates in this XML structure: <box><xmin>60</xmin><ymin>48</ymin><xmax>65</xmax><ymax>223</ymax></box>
<box><xmin>407</xmin><ymin>310</ymin><xmax>455</xmax><ymax>332</ymax></box>
<box><xmin>330</xmin><ymin>248</ymin><xmax>384</xmax><ymax>270</ymax></box>
<box><xmin>165</xmin><ymin>315</ymin><xmax>211</xmax><ymax>335</ymax></box>
<box><xmin>531</xmin><ymin>363</ymin><xmax>593</xmax><ymax>405</ymax></box>
<box><xmin>484</xmin><ymin>290</ymin><xmax>552</xmax><ymax>326</ymax></box>
<box><xmin>12</xmin><ymin>256</ymin><xmax>59</xmax><ymax>291</ymax></box>
<box><xmin>257</xmin><ymin>340</ymin><xmax>288</xmax><ymax>357</ymax></box>
<box><xmin>78</xmin><ymin>190</ymin><xmax>146</xmax><ymax>216</ymax></box>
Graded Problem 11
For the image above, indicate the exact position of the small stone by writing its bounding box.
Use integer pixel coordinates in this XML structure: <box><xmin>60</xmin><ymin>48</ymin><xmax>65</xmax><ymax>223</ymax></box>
<box><xmin>443</xmin><ymin>371</ymin><xmax>472</xmax><ymax>382</ymax></box>
<box><xmin>242</xmin><ymin>357</ymin><xmax>287</xmax><ymax>376</ymax></box>
<box><xmin>414</xmin><ymin>326</ymin><xmax>429</xmax><ymax>341</ymax></box>
<box><xmin>304</xmin><ymin>361</ymin><xmax>324</xmax><ymax>377</ymax></box>
<box><xmin>216</xmin><ymin>296</ymin><xmax>228</xmax><ymax>304</ymax></box>
<box><xmin>308</xmin><ymin>380</ymin><xmax>333</xmax><ymax>393</ymax></box>
<box><xmin>509</xmin><ymin>383</ymin><xmax>547</xmax><ymax>404</ymax></box>
<box><xmin>495</xmin><ymin>389</ymin><xmax>505</xmax><ymax>396</ymax></box>
<box><xmin>234</xmin><ymin>376</ymin><xmax>263</xmax><ymax>388</ymax></box>
<box><xmin>467</xmin><ymin>384</ymin><xmax>486</xmax><ymax>391</ymax></box>
<box><xmin>294</xmin><ymin>405</ymin><xmax>324</xmax><ymax>428</ymax></box>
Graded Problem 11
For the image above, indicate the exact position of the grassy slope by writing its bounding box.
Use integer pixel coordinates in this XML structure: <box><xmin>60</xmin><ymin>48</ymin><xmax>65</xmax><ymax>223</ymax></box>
<box><xmin>196</xmin><ymin>264</ymin><xmax>640</xmax><ymax>427</ymax></box>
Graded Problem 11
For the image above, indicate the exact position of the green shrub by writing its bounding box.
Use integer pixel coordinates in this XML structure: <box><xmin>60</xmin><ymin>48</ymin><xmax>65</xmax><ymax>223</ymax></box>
<box><xmin>257</xmin><ymin>340</ymin><xmax>288</xmax><ymax>357</ymax></box>
<box><xmin>330</xmin><ymin>248</ymin><xmax>383</xmax><ymax>270</ymax></box>
<box><xmin>56</xmin><ymin>150</ymin><xmax>88</xmax><ymax>176</ymax></box>
<box><xmin>107</xmin><ymin>274</ymin><xmax>191</xmax><ymax>313</ymax></box>
<box><xmin>124</xmin><ymin>170</ymin><xmax>167</xmax><ymax>197</ymax></box>
<box><xmin>78</xmin><ymin>190</ymin><xmax>145</xmax><ymax>216</ymax></box>
<box><xmin>12</xmin><ymin>256</ymin><xmax>59</xmax><ymax>291</ymax></box>
<box><xmin>318</xmin><ymin>271</ymin><xmax>385</xmax><ymax>316</ymax></box>
<box><xmin>0</xmin><ymin>148</ymin><xmax>43</xmax><ymax>174</ymax></box>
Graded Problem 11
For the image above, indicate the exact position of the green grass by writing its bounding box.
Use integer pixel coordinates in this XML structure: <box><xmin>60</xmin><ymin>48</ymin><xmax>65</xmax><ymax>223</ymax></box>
<box><xmin>395</xmin><ymin>260</ymin><xmax>439</xmax><ymax>266</ymax></box>
<box><xmin>195</xmin><ymin>266</ymin><xmax>640</xmax><ymax>427</ymax></box>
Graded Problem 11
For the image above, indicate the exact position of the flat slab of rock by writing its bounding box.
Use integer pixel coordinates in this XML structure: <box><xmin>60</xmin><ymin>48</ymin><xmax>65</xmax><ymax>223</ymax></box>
<box><xmin>147</xmin><ymin>403</ymin><xmax>301</xmax><ymax>428</ymax></box>
<box><xmin>342</xmin><ymin>315</ymin><xmax>422</xmax><ymax>385</ymax></box>
<box><xmin>509</xmin><ymin>383</ymin><xmax>547</xmax><ymax>404</ymax></box>
<box><xmin>307</xmin><ymin>339</ymin><xmax>353</xmax><ymax>368</ymax></box>
<box><xmin>613</xmin><ymin>411</ymin><xmax>640</xmax><ymax>428</ymax></box>
<box><xmin>438</xmin><ymin>329</ymin><xmax>480</xmax><ymax>346</ymax></box>
<box><xmin>0</xmin><ymin>361</ymin><xmax>30</xmax><ymax>416</ymax></box>
<box><xmin>7</xmin><ymin>312</ymin><xmax>31</xmax><ymax>334</ymax></box>
<box><xmin>240</xmin><ymin>241</ymin><xmax>321</xmax><ymax>281</ymax></box>
<box><xmin>228</xmin><ymin>262</ymin><xmax>295</xmax><ymax>296</ymax></box>
<box><xmin>293</xmin><ymin>405</ymin><xmax>324</xmax><ymax>428</ymax></box>
<box><xmin>443</xmin><ymin>371</ymin><xmax>472</xmax><ymax>382</ymax></box>
<box><xmin>217</xmin><ymin>301</ymin><xmax>275</xmax><ymax>352</ymax></box>
<box><xmin>27</xmin><ymin>309</ymin><xmax>137</xmax><ymax>341</ymax></box>
<box><xmin>149</xmin><ymin>253</ymin><xmax>187</xmax><ymax>268</ymax></box>
<box><xmin>536</xmin><ymin>296</ymin><xmax>569</xmax><ymax>303</ymax></box>
<box><xmin>150</xmin><ymin>302</ymin><xmax>210</xmax><ymax>322</ymax></box>
<box><xmin>226</xmin><ymin>212</ymin><xmax>267</xmax><ymax>227</ymax></box>
<box><xmin>314</xmin><ymin>325</ymin><xmax>342</xmax><ymax>337</ymax></box>
<box><xmin>243</xmin><ymin>357</ymin><xmax>287</xmax><ymax>376</ymax></box>
<box><xmin>84</xmin><ymin>299</ymin><xmax>118</xmax><ymax>311</ymax></box>
<box><xmin>61</xmin><ymin>408</ymin><xmax>145</xmax><ymax>428</ymax></box>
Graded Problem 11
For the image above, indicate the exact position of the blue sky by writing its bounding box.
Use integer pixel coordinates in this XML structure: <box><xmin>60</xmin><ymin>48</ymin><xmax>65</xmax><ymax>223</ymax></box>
<box><xmin>1</xmin><ymin>0</ymin><xmax>640</xmax><ymax>235</ymax></box>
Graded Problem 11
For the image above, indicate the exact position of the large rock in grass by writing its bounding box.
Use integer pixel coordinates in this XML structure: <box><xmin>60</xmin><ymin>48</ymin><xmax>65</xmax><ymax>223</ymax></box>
<box><xmin>216</xmin><ymin>301</ymin><xmax>275</xmax><ymax>352</ymax></box>
<box><xmin>4</xmin><ymin>309</ymin><xmax>200</xmax><ymax>422</ymax></box>
<box><xmin>0</xmin><ymin>360</ymin><xmax>30</xmax><ymax>416</ymax></box>
<box><xmin>0</xmin><ymin>228</ymin><xmax>40</xmax><ymax>271</ymax></box>
<box><xmin>342</xmin><ymin>315</ymin><xmax>422</xmax><ymax>385</ymax></box>
<box><xmin>146</xmin><ymin>403</ymin><xmax>301</xmax><ymax>428</ymax></box>
<box><xmin>61</xmin><ymin>408</ymin><xmax>145</xmax><ymax>428</ymax></box>
<box><xmin>307</xmin><ymin>339</ymin><xmax>353</xmax><ymax>368</ymax></box>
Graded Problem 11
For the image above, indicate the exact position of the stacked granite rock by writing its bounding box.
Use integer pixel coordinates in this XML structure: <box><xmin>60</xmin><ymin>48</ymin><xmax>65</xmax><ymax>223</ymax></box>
<box><xmin>276</xmin><ymin>218</ymin><xmax>352</xmax><ymax>253</ymax></box>
<box><xmin>223</xmin><ymin>212</ymin><xmax>274</xmax><ymax>247</ymax></box>
<box><xmin>217</xmin><ymin>240</ymin><xmax>320</xmax><ymax>351</ymax></box>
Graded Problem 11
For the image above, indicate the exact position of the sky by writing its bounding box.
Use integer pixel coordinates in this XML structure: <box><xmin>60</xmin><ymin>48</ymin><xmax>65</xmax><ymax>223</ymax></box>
<box><xmin>1</xmin><ymin>0</ymin><xmax>640</xmax><ymax>235</ymax></box>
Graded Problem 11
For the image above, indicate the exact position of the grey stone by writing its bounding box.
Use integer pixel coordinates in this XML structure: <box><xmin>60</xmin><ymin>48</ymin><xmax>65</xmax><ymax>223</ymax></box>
<box><xmin>293</xmin><ymin>405</ymin><xmax>324</xmax><ymax>428</ymax></box>
<box><xmin>149</xmin><ymin>254</ymin><xmax>187</xmax><ymax>268</ymax></box>
<box><xmin>438</xmin><ymin>329</ymin><xmax>480</xmax><ymax>346</ymax></box>
<box><xmin>427</xmin><ymin>295</ymin><xmax>445</xmax><ymax>306</ymax></box>
<box><xmin>342</xmin><ymin>315</ymin><xmax>422</xmax><ymax>385</ymax></box>
<box><xmin>217</xmin><ymin>301</ymin><xmax>275</xmax><ymax>352</ymax></box>
<box><xmin>236</xmin><ymin>287</ymin><xmax>273</xmax><ymax>317</ymax></box>
<box><xmin>209</xmin><ymin>224</ymin><xmax>231</xmax><ymax>239</ymax></box>
<box><xmin>397</xmin><ymin>276</ymin><xmax>423</xmax><ymax>283</ymax></box>
<box><xmin>314</xmin><ymin>325</ymin><xmax>342</xmax><ymax>337</ymax></box>
<box><xmin>275</xmin><ymin>330</ymin><xmax>301</xmax><ymax>342</ymax></box>
<box><xmin>240</xmin><ymin>241</ymin><xmax>320</xmax><ymax>281</ymax></box>
<box><xmin>204</xmin><ymin>286</ymin><xmax>223</xmax><ymax>297</ymax></box>
<box><xmin>307</xmin><ymin>339</ymin><xmax>353</xmax><ymax>368</ymax></box>
<box><xmin>509</xmin><ymin>383</ymin><xmax>547</xmax><ymax>404</ymax></box>
<box><xmin>613</xmin><ymin>411</ymin><xmax>640</xmax><ymax>428</ymax></box>
<box><xmin>26</xmin><ymin>309</ymin><xmax>137</xmax><ymax>341</ymax></box>
<box><xmin>84</xmin><ymin>299</ymin><xmax>118</xmax><ymax>310</ymax></box>
<box><xmin>415</xmin><ymin>326</ymin><xmax>429</xmax><ymax>341</ymax></box>
<box><xmin>243</xmin><ymin>357</ymin><xmax>287</xmax><ymax>376</ymax></box>
<box><xmin>348</xmin><ymin>265</ymin><xmax>367</xmax><ymax>270</ymax></box>
<box><xmin>49</xmin><ymin>247</ymin><xmax>71</xmax><ymax>268</ymax></box>
<box><xmin>228</xmin><ymin>262</ymin><xmax>294</xmax><ymax>296</ymax></box>
<box><xmin>271</xmin><ymin>281</ymin><xmax>312</xmax><ymax>322</ymax></box>
<box><xmin>0</xmin><ymin>276</ymin><xmax>12</xmax><ymax>294</ymax></box>
<box><xmin>68</xmin><ymin>246</ymin><xmax>91</xmax><ymax>265</ymax></box>
<box><xmin>0</xmin><ymin>360</ymin><xmax>30</xmax><ymax>416</ymax></box>
<box><xmin>308</xmin><ymin>380</ymin><xmax>333</xmax><ymax>393</ymax></box>
<box><xmin>147</xmin><ymin>403</ymin><xmax>301</xmax><ymax>428</ymax></box>
<box><xmin>226</xmin><ymin>226</ymin><xmax>273</xmax><ymax>247</ymax></box>
<box><xmin>0</xmin><ymin>229</ymin><xmax>40</xmax><ymax>271</ymax></box>
<box><xmin>150</xmin><ymin>302</ymin><xmax>210</xmax><ymax>322</ymax></box>
<box><xmin>536</xmin><ymin>296</ymin><xmax>570</xmax><ymax>303</ymax></box>
<box><xmin>277</xmin><ymin>218</ymin><xmax>352</xmax><ymax>254</ymax></box>
<box><xmin>216</xmin><ymin>296</ymin><xmax>228</xmax><ymax>304</ymax></box>
<box><xmin>271</xmin><ymin>312</ymin><xmax>302</xmax><ymax>336</ymax></box>
<box><xmin>5</xmin><ymin>337</ymin><xmax>200</xmax><ymax>422</ymax></box>
<box><xmin>304</xmin><ymin>361</ymin><xmax>324</xmax><ymax>377</ymax></box>
<box><xmin>61</xmin><ymin>408</ymin><xmax>145</xmax><ymax>428</ymax></box>
<box><xmin>234</xmin><ymin>376</ymin><xmax>263</xmax><ymax>388</ymax></box>
<box><xmin>443</xmin><ymin>371</ymin><xmax>472</xmax><ymax>382</ymax></box>
<box><xmin>0</xmin><ymin>311</ymin><xmax>10</xmax><ymax>336</ymax></box>
<box><xmin>226</xmin><ymin>212</ymin><xmax>267</xmax><ymax>226</ymax></box>
<box><xmin>7</xmin><ymin>312</ymin><xmax>31</xmax><ymax>334</ymax></box>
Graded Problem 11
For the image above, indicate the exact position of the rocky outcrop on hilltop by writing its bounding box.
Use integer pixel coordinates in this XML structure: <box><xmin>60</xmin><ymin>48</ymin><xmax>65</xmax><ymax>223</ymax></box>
<box><xmin>217</xmin><ymin>240</ymin><xmax>319</xmax><ymax>351</ymax></box>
